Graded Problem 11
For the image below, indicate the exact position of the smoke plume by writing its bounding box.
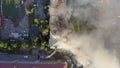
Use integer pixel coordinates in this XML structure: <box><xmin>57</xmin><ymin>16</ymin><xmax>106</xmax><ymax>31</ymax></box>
<box><xmin>50</xmin><ymin>0</ymin><xmax>120</xmax><ymax>68</ymax></box>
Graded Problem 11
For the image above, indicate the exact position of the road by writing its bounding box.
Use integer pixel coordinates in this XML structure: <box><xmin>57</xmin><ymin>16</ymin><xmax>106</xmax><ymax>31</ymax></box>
<box><xmin>0</xmin><ymin>54</ymin><xmax>36</xmax><ymax>62</ymax></box>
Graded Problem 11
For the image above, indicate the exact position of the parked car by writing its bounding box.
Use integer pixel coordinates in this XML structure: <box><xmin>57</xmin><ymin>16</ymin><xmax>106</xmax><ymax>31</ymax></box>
<box><xmin>20</xmin><ymin>0</ymin><xmax>24</xmax><ymax>5</ymax></box>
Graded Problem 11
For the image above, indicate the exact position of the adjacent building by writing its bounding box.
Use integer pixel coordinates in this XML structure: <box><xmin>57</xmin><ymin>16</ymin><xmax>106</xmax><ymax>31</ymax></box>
<box><xmin>0</xmin><ymin>63</ymin><xmax>67</xmax><ymax>68</ymax></box>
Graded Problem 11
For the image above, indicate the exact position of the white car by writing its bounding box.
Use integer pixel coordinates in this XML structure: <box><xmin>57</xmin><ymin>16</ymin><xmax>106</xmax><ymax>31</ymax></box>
<box><xmin>23</xmin><ymin>56</ymin><xmax>28</xmax><ymax>58</ymax></box>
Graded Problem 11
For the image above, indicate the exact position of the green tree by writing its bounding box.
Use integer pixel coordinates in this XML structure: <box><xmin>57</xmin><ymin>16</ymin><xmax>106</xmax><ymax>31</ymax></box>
<box><xmin>40</xmin><ymin>41</ymin><xmax>49</xmax><ymax>51</ymax></box>
<box><xmin>34</xmin><ymin>19</ymin><xmax>39</xmax><ymax>27</ymax></box>
<box><xmin>22</xmin><ymin>42</ymin><xmax>29</xmax><ymax>49</ymax></box>
<box><xmin>14</xmin><ymin>0</ymin><xmax>20</xmax><ymax>5</ymax></box>
<box><xmin>34</xmin><ymin>37</ymin><xmax>39</xmax><ymax>43</ymax></box>
<box><xmin>11</xmin><ymin>43</ymin><xmax>17</xmax><ymax>48</ymax></box>
<box><xmin>42</xmin><ymin>29</ymin><xmax>49</xmax><ymax>36</ymax></box>
<box><xmin>0</xmin><ymin>42</ymin><xmax>4</xmax><ymax>48</ymax></box>
<box><xmin>25</xmin><ymin>8</ymin><xmax>34</xmax><ymax>15</ymax></box>
<box><xmin>8</xmin><ymin>46</ymin><xmax>12</xmax><ymax>51</ymax></box>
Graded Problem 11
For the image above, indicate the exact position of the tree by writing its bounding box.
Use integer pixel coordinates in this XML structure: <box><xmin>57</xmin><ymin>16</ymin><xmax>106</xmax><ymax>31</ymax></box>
<box><xmin>42</xmin><ymin>29</ymin><xmax>49</xmax><ymax>36</ymax></box>
<box><xmin>33</xmin><ymin>45</ymin><xmax>37</xmax><ymax>48</ymax></box>
<box><xmin>3</xmin><ymin>43</ymin><xmax>7</xmax><ymax>49</ymax></box>
<box><xmin>0</xmin><ymin>42</ymin><xmax>4</xmax><ymax>48</ymax></box>
<box><xmin>25</xmin><ymin>8</ymin><xmax>34</xmax><ymax>15</ymax></box>
<box><xmin>34</xmin><ymin>19</ymin><xmax>39</xmax><ymax>27</ymax></box>
<box><xmin>14</xmin><ymin>0</ymin><xmax>20</xmax><ymax>5</ymax></box>
<box><xmin>8</xmin><ymin>46</ymin><xmax>12</xmax><ymax>51</ymax></box>
<box><xmin>40</xmin><ymin>41</ymin><xmax>49</xmax><ymax>51</ymax></box>
<box><xmin>11</xmin><ymin>43</ymin><xmax>17</xmax><ymax>48</ymax></box>
<box><xmin>34</xmin><ymin>37</ymin><xmax>39</xmax><ymax>43</ymax></box>
<box><xmin>44</xmin><ymin>5</ymin><xmax>49</xmax><ymax>14</ymax></box>
<box><xmin>22</xmin><ymin>42</ymin><xmax>29</xmax><ymax>49</ymax></box>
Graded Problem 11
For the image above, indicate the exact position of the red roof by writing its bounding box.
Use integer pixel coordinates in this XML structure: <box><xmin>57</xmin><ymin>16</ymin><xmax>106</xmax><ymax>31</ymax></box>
<box><xmin>0</xmin><ymin>63</ymin><xmax>14</xmax><ymax>68</ymax></box>
<box><xmin>0</xmin><ymin>63</ymin><xmax>67</xmax><ymax>68</ymax></box>
<box><xmin>35</xmin><ymin>64</ymin><xmax>66</xmax><ymax>68</ymax></box>
<box><xmin>0</xmin><ymin>16</ymin><xmax>3</xmax><ymax>28</ymax></box>
<box><xmin>16</xmin><ymin>64</ymin><xmax>33</xmax><ymax>68</ymax></box>
<box><xmin>9</xmin><ymin>34</ymin><xmax>14</xmax><ymax>38</ymax></box>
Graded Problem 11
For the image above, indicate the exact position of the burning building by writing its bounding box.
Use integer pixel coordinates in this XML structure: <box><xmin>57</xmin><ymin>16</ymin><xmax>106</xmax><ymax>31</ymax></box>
<box><xmin>49</xmin><ymin>0</ymin><xmax>73</xmax><ymax>46</ymax></box>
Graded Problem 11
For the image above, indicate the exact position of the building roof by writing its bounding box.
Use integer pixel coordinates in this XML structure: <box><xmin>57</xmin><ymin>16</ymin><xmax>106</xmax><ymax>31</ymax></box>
<box><xmin>35</xmin><ymin>64</ymin><xmax>66</xmax><ymax>68</ymax></box>
<box><xmin>0</xmin><ymin>16</ymin><xmax>3</xmax><ymax>28</ymax></box>
<box><xmin>0</xmin><ymin>63</ymin><xmax>67</xmax><ymax>68</ymax></box>
<box><xmin>16</xmin><ymin>64</ymin><xmax>33</xmax><ymax>68</ymax></box>
<box><xmin>0</xmin><ymin>63</ymin><xmax>14</xmax><ymax>68</ymax></box>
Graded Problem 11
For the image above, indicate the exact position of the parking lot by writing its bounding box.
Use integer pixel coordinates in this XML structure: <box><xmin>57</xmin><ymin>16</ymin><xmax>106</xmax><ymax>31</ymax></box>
<box><xmin>0</xmin><ymin>0</ymin><xmax>28</xmax><ymax>40</ymax></box>
<box><xmin>1</xmin><ymin>15</ymin><xmax>29</xmax><ymax>40</ymax></box>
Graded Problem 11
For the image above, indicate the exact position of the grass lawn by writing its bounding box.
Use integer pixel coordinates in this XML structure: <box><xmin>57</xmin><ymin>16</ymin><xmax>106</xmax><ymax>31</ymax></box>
<box><xmin>3</xmin><ymin>0</ymin><xmax>20</xmax><ymax>18</ymax></box>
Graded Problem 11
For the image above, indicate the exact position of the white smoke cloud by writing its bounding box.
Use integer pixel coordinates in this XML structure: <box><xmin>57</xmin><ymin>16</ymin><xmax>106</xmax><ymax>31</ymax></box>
<box><xmin>50</xmin><ymin>0</ymin><xmax>120</xmax><ymax>68</ymax></box>
<box><xmin>55</xmin><ymin>34</ymin><xmax>120</xmax><ymax>68</ymax></box>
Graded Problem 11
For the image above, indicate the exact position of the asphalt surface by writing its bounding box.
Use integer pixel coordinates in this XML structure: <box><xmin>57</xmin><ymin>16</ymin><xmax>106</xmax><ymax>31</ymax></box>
<box><xmin>0</xmin><ymin>54</ymin><xmax>36</xmax><ymax>62</ymax></box>
<box><xmin>0</xmin><ymin>53</ymin><xmax>63</xmax><ymax>64</ymax></box>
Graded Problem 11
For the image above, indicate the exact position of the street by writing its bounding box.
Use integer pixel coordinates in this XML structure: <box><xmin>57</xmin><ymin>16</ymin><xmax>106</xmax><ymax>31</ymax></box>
<box><xmin>0</xmin><ymin>53</ymin><xmax>36</xmax><ymax>62</ymax></box>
